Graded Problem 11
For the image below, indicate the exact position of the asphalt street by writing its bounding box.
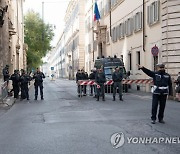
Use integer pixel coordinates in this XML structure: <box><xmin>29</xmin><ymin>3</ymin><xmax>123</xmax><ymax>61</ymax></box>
<box><xmin>0</xmin><ymin>78</ymin><xmax>179</xmax><ymax>154</ymax></box>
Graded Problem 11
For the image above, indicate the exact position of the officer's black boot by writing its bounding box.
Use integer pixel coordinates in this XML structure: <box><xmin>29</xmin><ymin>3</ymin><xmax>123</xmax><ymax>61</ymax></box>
<box><xmin>41</xmin><ymin>96</ymin><xmax>44</xmax><ymax>100</ymax></box>
<box><xmin>96</xmin><ymin>96</ymin><xmax>99</xmax><ymax>101</ymax></box>
<box><xmin>34</xmin><ymin>96</ymin><xmax>37</xmax><ymax>100</ymax></box>
<box><xmin>120</xmin><ymin>95</ymin><xmax>123</xmax><ymax>101</ymax></box>
<box><xmin>113</xmin><ymin>96</ymin><xmax>115</xmax><ymax>101</ymax></box>
<box><xmin>102</xmin><ymin>96</ymin><xmax>105</xmax><ymax>101</ymax></box>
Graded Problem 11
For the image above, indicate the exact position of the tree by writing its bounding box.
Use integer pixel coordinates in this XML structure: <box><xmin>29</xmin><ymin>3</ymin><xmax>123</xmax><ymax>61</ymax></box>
<box><xmin>24</xmin><ymin>10</ymin><xmax>54</xmax><ymax>71</ymax></box>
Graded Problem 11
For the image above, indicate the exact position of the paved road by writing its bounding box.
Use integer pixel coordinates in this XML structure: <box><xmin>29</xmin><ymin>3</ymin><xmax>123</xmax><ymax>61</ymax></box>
<box><xmin>0</xmin><ymin>78</ymin><xmax>179</xmax><ymax>154</ymax></box>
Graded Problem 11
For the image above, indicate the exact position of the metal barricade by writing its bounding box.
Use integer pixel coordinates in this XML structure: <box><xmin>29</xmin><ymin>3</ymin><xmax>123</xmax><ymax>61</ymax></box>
<box><xmin>77</xmin><ymin>80</ymin><xmax>96</xmax><ymax>97</ymax></box>
<box><xmin>77</xmin><ymin>79</ymin><xmax>154</xmax><ymax>97</ymax></box>
<box><xmin>0</xmin><ymin>81</ymin><xmax>8</xmax><ymax>102</ymax></box>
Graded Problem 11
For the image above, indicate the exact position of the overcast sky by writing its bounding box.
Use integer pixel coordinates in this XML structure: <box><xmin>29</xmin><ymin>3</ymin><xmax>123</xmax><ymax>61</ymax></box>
<box><xmin>24</xmin><ymin>0</ymin><xmax>69</xmax><ymax>47</ymax></box>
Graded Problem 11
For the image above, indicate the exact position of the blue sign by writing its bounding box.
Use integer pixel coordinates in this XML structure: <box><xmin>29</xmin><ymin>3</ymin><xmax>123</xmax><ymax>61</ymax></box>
<box><xmin>51</xmin><ymin>74</ymin><xmax>54</xmax><ymax>77</ymax></box>
<box><xmin>51</xmin><ymin>67</ymin><xmax>54</xmax><ymax>70</ymax></box>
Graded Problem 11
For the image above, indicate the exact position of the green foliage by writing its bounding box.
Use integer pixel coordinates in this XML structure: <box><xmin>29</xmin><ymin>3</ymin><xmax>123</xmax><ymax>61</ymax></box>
<box><xmin>24</xmin><ymin>10</ymin><xmax>54</xmax><ymax>70</ymax></box>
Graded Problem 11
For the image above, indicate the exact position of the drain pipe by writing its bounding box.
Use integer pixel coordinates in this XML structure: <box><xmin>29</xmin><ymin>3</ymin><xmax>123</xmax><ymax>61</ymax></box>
<box><xmin>143</xmin><ymin>0</ymin><xmax>145</xmax><ymax>52</ymax></box>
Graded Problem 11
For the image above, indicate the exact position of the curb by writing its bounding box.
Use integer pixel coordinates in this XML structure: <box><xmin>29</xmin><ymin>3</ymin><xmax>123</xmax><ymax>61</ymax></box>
<box><xmin>0</xmin><ymin>96</ymin><xmax>15</xmax><ymax>108</ymax></box>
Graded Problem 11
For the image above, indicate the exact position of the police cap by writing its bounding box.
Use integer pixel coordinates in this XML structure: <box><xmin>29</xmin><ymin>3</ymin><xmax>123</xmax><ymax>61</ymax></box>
<box><xmin>156</xmin><ymin>63</ymin><xmax>165</xmax><ymax>68</ymax></box>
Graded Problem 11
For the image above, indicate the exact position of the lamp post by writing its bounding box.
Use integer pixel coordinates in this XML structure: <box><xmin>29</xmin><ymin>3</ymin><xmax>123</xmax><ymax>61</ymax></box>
<box><xmin>42</xmin><ymin>2</ymin><xmax>44</xmax><ymax>53</ymax></box>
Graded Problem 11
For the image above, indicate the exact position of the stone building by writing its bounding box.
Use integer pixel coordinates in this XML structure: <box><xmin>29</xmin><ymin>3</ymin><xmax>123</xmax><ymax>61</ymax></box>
<box><xmin>0</xmin><ymin>0</ymin><xmax>27</xmax><ymax>81</ymax></box>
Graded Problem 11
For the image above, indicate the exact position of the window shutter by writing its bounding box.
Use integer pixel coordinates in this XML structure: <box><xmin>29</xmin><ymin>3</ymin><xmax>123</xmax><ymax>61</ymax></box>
<box><xmin>156</xmin><ymin>0</ymin><xmax>160</xmax><ymax>22</ymax></box>
<box><xmin>106</xmin><ymin>31</ymin><xmax>109</xmax><ymax>43</ymax></box>
<box><xmin>131</xmin><ymin>18</ymin><xmax>134</xmax><ymax>35</ymax></box>
<box><xmin>107</xmin><ymin>0</ymin><xmax>110</xmax><ymax>13</ymax></box>
<box><xmin>125</xmin><ymin>20</ymin><xmax>128</xmax><ymax>36</ymax></box>
<box><xmin>116</xmin><ymin>25</ymin><xmax>119</xmax><ymax>39</ymax></box>
<box><xmin>115</xmin><ymin>27</ymin><xmax>117</xmax><ymax>42</ymax></box>
<box><xmin>93</xmin><ymin>40</ymin><xmax>97</xmax><ymax>51</ymax></box>
<box><xmin>147</xmin><ymin>6</ymin><xmax>150</xmax><ymax>25</ymax></box>
<box><xmin>139</xmin><ymin>12</ymin><xmax>142</xmax><ymax>29</ymax></box>
<box><xmin>113</xmin><ymin>27</ymin><xmax>116</xmax><ymax>42</ymax></box>
<box><xmin>119</xmin><ymin>24</ymin><xmax>121</xmax><ymax>39</ymax></box>
<box><xmin>134</xmin><ymin>14</ymin><xmax>137</xmax><ymax>31</ymax></box>
<box><xmin>121</xmin><ymin>23</ymin><xmax>123</xmax><ymax>38</ymax></box>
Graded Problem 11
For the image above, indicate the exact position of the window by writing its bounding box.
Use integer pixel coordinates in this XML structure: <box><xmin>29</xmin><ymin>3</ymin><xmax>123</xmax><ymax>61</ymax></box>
<box><xmin>100</xmin><ymin>1</ymin><xmax>104</xmax><ymax>18</ymax></box>
<box><xmin>93</xmin><ymin>40</ymin><xmax>97</xmax><ymax>51</ymax></box>
<box><xmin>136</xmin><ymin>51</ymin><xmax>140</xmax><ymax>66</ymax></box>
<box><xmin>118</xmin><ymin>23</ymin><xmax>125</xmax><ymax>39</ymax></box>
<box><xmin>111</xmin><ymin>0</ymin><xmax>117</xmax><ymax>8</ymax></box>
<box><xmin>105</xmin><ymin>0</ymin><xmax>110</xmax><ymax>15</ymax></box>
<box><xmin>128</xmin><ymin>53</ymin><xmax>132</xmax><ymax>70</ymax></box>
<box><xmin>106</xmin><ymin>30</ymin><xmax>110</xmax><ymax>44</ymax></box>
<box><xmin>148</xmin><ymin>1</ymin><xmax>160</xmax><ymax>25</ymax></box>
<box><xmin>112</xmin><ymin>27</ymin><xmax>117</xmax><ymax>43</ymax></box>
<box><xmin>88</xmin><ymin>44</ymin><xmax>91</xmax><ymax>53</ymax></box>
<box><xmin>125</xmin><ymin>18</ymin><xmax>133</xmax><ymax>36</ymax></box>
<box><xmin>134</xmin><ymin>12</ymin><xmax>142</xmax><ymax>32</ymax></box>
<box><xmin>87</xmin><ymin>16</ymin><xmax>90</xmax><ymax>32</ymax></box>
<box><xmin>85</xmin><ymin>20</ymin><xmax>88</xmax><ymax>33</ymax></box>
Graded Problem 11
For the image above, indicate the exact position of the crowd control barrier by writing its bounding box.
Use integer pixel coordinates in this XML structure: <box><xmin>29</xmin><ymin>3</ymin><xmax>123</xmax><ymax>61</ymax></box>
<box><xmin>0</xmin><ymin>81</ymin><xmax>8</xmax><ymax>102</ymax></box>
<box><xmin>77</xmin><ymin>79</ymin><xmax>153</xmax><ymax>97</ymax></box>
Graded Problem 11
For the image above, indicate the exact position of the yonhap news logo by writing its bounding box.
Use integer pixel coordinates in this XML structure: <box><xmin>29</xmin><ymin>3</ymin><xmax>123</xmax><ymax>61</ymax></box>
<box><xmin>111</xmin><ymin>132</ymin><xmax>180</xmax><ymax>148</ymax></box>
<box><xmin>110</xmin><ymin>132</ymin><xmax>125</xmax><ymax>148</ymax></box>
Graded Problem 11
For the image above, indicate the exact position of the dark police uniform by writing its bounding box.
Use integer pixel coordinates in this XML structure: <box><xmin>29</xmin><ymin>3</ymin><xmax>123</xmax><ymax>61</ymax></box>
<box><xmin>89</xmin><ymin>70</ymin><xmax>97</xmax><ymax>96</ymax></box>
<box><xmin>81</xmin><ymin>71</ymin><xmax>88</xmax><ymax>96</ymax></box>
<box><xmin>112</xmin><ymin>69</ymin><xmax>123</xmax><ymax>101</ymax></box>
<box><xmin>140</xmin><ymin>65</ymin><xmax>172</xmax><ymax>123</ymax></box>
<box><xmin>33</xmin><ymin>71</ymin><xmax>45</xmax><ymax>100</ymax></box>
<box><xmin>95</xmin><ymin>71</ymin><xmax>106</xmax><ymax>101</ymax></box>
<box><xmin>76</xmin><ymin>70</ymin><xmax>83</xmax><ymax>97</ymax></box>
<box><xmin>2</xmin><ymin>65</ymin><xmax>10</xmax><ymax>84</ymax></box>
<box><xmin>10</xmin><ymin>70</ymin><xmax>20</xmax><ymax>98</ymax></box>
<box><xmin>20</xmin><ymin>73</ymin><xmax>31</xmax><ymax>100</ymax></box>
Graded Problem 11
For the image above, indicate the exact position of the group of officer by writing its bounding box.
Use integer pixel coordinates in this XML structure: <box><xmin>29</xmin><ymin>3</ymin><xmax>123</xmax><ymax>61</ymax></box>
<box><xmin>2</xmin><ymin>65</ymin><xmax>45</xmax><ymax>101</ymax></box>
<box><xmin>76</xmin><ymin>66</ymin><xmax>124</xmax><ymax>102</ymax></box>
<box><xmin>77</xmin><ymin>63</ymin><xmax>173</xmax><ymax>125</ymax></box>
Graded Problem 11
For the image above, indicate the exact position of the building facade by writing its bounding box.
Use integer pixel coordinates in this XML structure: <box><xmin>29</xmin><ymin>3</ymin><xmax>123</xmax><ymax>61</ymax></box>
<box><xmin>50</xmin><ymin>0</ymin><xmax>180</xmax><ymax>89</ymax></box>
<box><xmin>85</xmin><ymin>0</ymin><xmax>180</xmax><ymax>90</ymax></box>
<box><xmin>48</xmin><ymin>0</ymin><xmax>86</xmax><ymax>80</ymax></box>
<box><xmin>0</xmin><ymin>0</ymin><xmax>26</xmax><ymax>80</ymax></box>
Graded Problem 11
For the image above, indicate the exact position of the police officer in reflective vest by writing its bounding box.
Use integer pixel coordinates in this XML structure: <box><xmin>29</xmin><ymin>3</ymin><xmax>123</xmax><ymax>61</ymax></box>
<box><xmin>138</xmin><ymin>63</ymin><xmax>172</xmax><ymax>124</ymax></box>
<box><xmin>112</xmin><ymin>66</ymin><xmax>124</xmax><ymax>101</ymax></box>
<box><xmin>33</xmin><ymin>68</ymin><xmax>45</xmax><ymax>100</ymax></box>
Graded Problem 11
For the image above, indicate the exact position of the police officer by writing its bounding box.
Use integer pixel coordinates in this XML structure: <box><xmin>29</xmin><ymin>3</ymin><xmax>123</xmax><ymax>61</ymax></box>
<box><xmin>81</xmin><ymin>69</ymin><xmax>88</xmax><ymax>96</ymax></box>
<box><xmin>89</xmin><ymin>69</ymin><xmax>97</xmax><ymax>97</ymax></box>
<box><xmin>112</xmin><ymin>66</ymin><xmax>124</xmax><ymax>101</ymax></box>
<box><xmin>2</xmin><ymin>65</ymin><xmax>10</xmax><ymax>85</ymax></box>
<box><xmin>33</xmin><ymin>68</ymin><xmax>45</xmax><ymax>100</ymax></box>
<box><xmin>10</xmin><ymin>70</ymin><xmax>20</xmax><ymax>98</ymax></box>
<box><xmin>20</xmin><ymin>70</ymin><xmax>31</xmax><ymax>100</ymax></box>
<box><xmin>76</xmin><ymin>69</ymin><xmax>83</xmax><ymax>97</ymax></box>
<box><xmin>95</xmin><ymin>68</ymin><xmax>106</xmax><ymax>101</ymax></box>
<box><xmin>138</xmin><ymin>63</ymin><xmax>172</xmax><ymax>124</ymax></box>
